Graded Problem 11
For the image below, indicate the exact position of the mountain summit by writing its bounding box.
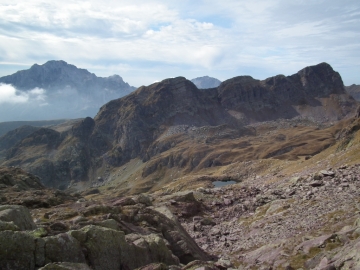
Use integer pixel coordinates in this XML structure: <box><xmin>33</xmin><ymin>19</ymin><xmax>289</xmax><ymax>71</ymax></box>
<box><xmin>0</xmin><ymin>60</ymin><xmax>136</xmax><ymax>121</ymax></box>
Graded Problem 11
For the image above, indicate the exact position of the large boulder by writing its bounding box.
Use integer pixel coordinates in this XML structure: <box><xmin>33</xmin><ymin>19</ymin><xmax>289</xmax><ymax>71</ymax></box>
<box><xmin>44</xmin><ymin>233</ymin><xmax>86</xmax><ymax>264</ymax></box>
<box><xmin>135</xmin><ymin>206</ymin><xmax>211</xmax><ymax>264</ymax></box>
<box><xmin>70</xmin><ymin>225</ymin><xmax>178</xmax><ymax>270</ymax></box>
<box><xmin>127</xmin><ymin>233</ymin><xmax>179</xmax><ymax>266</ymax></box>
<box><xmin>0</xmin><ymin>230</ymin><xmax>36</xmax><ymax>269</ymax></box>
<box><xmin>0</xmin><ymin>205</ymin><xmax>36</xmax><ymax>231</ymax></box>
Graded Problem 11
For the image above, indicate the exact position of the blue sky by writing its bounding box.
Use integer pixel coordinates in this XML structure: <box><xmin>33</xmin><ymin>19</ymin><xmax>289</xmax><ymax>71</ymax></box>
<box><xmin>0</xmin><ymin>0</ymin><xmax>359</xmax><ymax>87</ymax></box>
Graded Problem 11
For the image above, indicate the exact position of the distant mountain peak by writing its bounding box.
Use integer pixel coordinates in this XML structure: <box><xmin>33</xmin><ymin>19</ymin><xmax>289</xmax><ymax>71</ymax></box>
<box><xmin>0</xmin><ymin>61</ymin><xmax>136</xmax><ymax>121</ymax></box>
<box><xmin>191</xmin><ymin>76</ymin><xmax>221</xmax><ymax>89</ymax></box>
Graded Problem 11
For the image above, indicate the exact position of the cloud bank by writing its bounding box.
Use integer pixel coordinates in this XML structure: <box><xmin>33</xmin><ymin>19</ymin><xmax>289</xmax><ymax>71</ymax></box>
<box><xmin>0</xmin><ymin>84</ymin><xmax>46</xmax><ymax>104</ymax></box>
<box><xmin>0</xmin><ymin>0</ymin><xmax>359</xmax><ymax>86</ymax></box>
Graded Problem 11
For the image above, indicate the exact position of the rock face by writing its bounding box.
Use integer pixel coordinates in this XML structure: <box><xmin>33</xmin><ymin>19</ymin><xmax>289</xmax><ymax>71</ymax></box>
<box><xmin>0</xmin><ymin>60</ymin><xmax>136</xmax><ymax>121</ymax></box>
<box><xmin>191</xmin><ymin>76</ymin><xmax>221</xmax><ymax>89</ymax></box>
<box><xmin>0</xmin><ymin>63</ymin><xmax>357</xmax><ymax>189</ymax></box>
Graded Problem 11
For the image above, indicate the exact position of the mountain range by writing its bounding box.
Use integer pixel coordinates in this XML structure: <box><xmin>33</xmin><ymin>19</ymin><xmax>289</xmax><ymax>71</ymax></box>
<box><xmin>1</xmin><ymin>62</ymin><xmax>360</xmax><ymax>269</ymax></box>
<box><xmin>0</xmin><ymin>62</ymin><xmax>357</xmax><ymax>190</ymax></box>
<box><xmin>0</xmin><ymin>60</ymin><xmax>136</xmax><ymax>121</ymax></box>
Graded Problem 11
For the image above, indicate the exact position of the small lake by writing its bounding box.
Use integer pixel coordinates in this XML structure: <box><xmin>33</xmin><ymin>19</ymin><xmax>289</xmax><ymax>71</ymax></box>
<box><xmin>212</xmin><ymin>180</ymin><xmax>237</xmax><ymax>187</ymax></box>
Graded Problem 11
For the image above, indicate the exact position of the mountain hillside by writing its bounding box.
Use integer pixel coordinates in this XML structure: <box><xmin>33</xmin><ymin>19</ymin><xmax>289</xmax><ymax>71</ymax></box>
<box><xmin>0</xmin><ymin>119</ymin><xmax>72</xmax><ymax>137</ymax></box>
<box><xmin>0</xmin><ymin>61</ymin><xmax>136</xmax><ymax>121</ymax></box>
<box><xmin>191</xmin><ymin>76</ymin><xmax>221</xmax><ymax>89</ymax></box>
<box><xmin>0</xmin><ymin>62</ymin><xmax>357</xmax><ymax>191</ymax></box>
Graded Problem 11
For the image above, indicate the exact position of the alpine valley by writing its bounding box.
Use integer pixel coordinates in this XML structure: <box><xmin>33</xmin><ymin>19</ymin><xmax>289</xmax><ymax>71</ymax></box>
<box><xmin>1</xmin><ymin>62</ymin><xmax>360</xmax><ymax>270</ymax></box>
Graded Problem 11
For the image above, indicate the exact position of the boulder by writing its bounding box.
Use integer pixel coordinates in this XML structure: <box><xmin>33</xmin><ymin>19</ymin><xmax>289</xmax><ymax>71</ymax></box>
<box><xmin>112</xmin><ymin>197</ymin><xmax>136</xmax><ymax>206</ymax></box>
<box><xmin>0</xmin><ymin>205</ymin><xmax>36</xmax><ymax>231</ymax></box>
<box><xmin>134</xmin><ymin>194</ymin><xmax>153</xmax><ymax>206</ymax></box>
<box><xmin>132</xmin><ymin>233</ymin><xmax>179</xmax><ymax>266</ymax></box>
<box><xmin>320</xmin><ymin>170</ymin><xmax>335</xmax><ymax>177</ymax></box>
<box><xmin>0</xmin><ymin>230</ymin><xmax>36</xmax><ymax>269</ymax></box>
<box><xmin>139</xmin><ymin>206</ymin><xmax>211</xmax><ymax>264</ymax></box>
<box><xmin>44</xmin><ymin>233</ymin><xmax>86</xmax><ymax>264</ymax></box>
<box><xmin>77</xmin><ymin>225</ymin><xmax>178</xmax><ymax>270</ymax></box>
<box><xmin>73</xmin><ymin>225</ymin><xmax>125</xmax><ymax>270</ymax></box>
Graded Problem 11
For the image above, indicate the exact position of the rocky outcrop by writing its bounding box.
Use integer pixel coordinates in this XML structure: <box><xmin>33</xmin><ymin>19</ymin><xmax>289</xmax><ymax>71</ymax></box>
<box><xmin>0</xmin><ymin>168</ymin><xmax>210</xmax><ymax>269</ymax></box>
<box><xmin>0</xmin><ymin>198</ymin><xmax>210</xmax><ymax>270</ymax></box>
<box><xmin>0</xmin><ymin>167</ymin><xmax>77</xmax><ymax>207</ymax></box>
<box><xmin>0</xmin><ymin>166</ymin><xmax>44</xmax><ymax>191</ymax></box>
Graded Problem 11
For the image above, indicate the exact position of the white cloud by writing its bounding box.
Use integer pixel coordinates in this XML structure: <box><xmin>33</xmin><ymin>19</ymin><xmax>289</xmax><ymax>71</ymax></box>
<box><xmin>0</xmin><ymin>83</ymin><xmax>46</xmax><ymax>104</ymax></box>
<box><xmin>0</xmin><ymin>0</ymin><xmax>359</xmax><ymax>86</ymax></box>
<box><xmin>0</xmin><ymin>84</ymin><xmax>28</xmax><ymax>104</ymax></box>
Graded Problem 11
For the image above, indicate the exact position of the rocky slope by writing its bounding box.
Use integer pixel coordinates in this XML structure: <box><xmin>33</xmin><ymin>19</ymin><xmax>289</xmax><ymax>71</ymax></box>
<box><xmin>0</xmin><ymin>60</ymin><xmax>136</xmax><ymax>121</ymax></box>
<box><xmin>191</xmin><ymin>76</ymin><xmax>221</xmax><ymax>89</ymax></box>
<box><xmin>0</xmin><ymin>167</ymin><xmax>213</xmax><ymax>270</ymax></box>
<box><xmin>0</xmin><ymin>119</ymin><xmax>73</xmax><ymax>137</ymax></box>
<box><xmin>0</xmin><ymin>63</ymin><xmax>357</xmax><ymax>191</ymax></box>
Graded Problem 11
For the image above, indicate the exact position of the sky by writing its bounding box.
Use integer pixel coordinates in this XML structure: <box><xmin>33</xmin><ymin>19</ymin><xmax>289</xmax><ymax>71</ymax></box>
<box><xmin>0</xmin><ymin>0</ymin><xmax>359</xmax><ymax>87</ymax></box>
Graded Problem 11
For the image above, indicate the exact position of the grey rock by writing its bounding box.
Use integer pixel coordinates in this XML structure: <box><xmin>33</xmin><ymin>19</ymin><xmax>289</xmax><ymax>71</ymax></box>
<box><xmin>44</xmin><ymin>233</ymin><xmax>86</xmax><ymax>264</ymax></box>
<box><xmin>320</xmin><ymin>170</ymin><xmax>335</xmax><ymax>177</ymax></box>
<box><xmin>134</xmin><ymin>194</ymin><xmax>152</xmax><ymax>206</ymax></box>
<box><xmin>309</xmin><ymin>181</ymin><xmax>324</xmax><ymax>187</ymax></box>
<box><xmin>0</xmin><ymin>230</ymin><xmax>36</xmax><ymax>270</ymax></box>
<box><xmin>0</xmin><ymin>205</ymin><xmax>36</xmax><ymax>231</ymax></box>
